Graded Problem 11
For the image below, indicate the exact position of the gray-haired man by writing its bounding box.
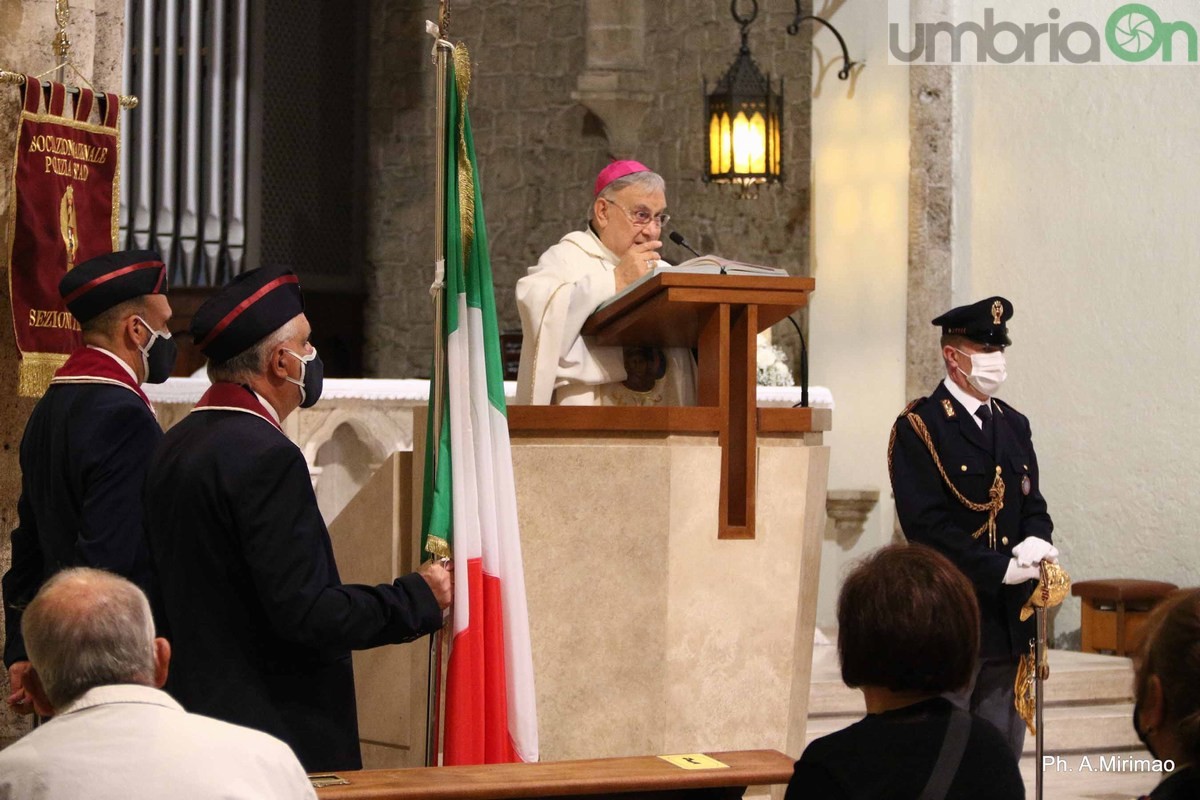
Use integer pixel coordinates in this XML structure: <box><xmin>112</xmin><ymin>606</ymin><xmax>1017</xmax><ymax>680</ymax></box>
<box><xmin>516</xmin><ymin>159</ymin><xmax>697</xmax><ymax>406</ymax></box>
<box><xmin>0</xmin><ymin>568</ymin><xmax>316</xmax><ymax>800</ymax></box>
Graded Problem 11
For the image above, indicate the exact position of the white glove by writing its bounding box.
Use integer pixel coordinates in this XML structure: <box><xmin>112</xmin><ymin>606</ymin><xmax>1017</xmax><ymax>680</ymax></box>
<box><xmin>1003</xmin><ymin>559</ymin><xmax>1041</xmax><ymax>585</ymax></box>
<box><xmin>1011</xmin><ymin>536</ymin><xmax>1059</xmax><ymax>568</ymax></box>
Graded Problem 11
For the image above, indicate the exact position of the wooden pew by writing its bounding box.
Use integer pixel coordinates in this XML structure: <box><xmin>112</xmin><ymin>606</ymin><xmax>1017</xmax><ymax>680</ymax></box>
<box><xmin>313</xmin><ymin>749</ymin><xmax>796</xmax><ymax>800</ymax></box>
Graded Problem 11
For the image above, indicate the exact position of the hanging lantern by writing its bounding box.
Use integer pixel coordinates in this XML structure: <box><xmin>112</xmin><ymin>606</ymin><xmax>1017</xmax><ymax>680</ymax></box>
<box><xmin>704</xmin><ymin>1</ymin><xmax>783</xmax><ymax>197</ymax></box>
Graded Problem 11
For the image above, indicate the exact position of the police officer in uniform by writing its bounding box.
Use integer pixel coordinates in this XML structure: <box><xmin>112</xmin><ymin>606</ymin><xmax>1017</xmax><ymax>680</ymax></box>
<box><xmin>3</xmin><ymin>250</ymin><xmax>174</xmax><ymax>716</ymax></box>
<box><xmin>889</xmin><ymin>296</ymin><xmax>1058</xmax><ymax>757</ymax></box>
<box><xmin>143</xmin><ymin>265</ymin><xmax>451</xmax><ymax>772</ymax></box>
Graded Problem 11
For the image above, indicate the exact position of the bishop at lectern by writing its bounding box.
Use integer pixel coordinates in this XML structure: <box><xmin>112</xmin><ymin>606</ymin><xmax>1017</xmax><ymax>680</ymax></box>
<box><xmin>515</xmin><ymin>160</ymin><xmax>697</xmax><ymax>406</ymax></box>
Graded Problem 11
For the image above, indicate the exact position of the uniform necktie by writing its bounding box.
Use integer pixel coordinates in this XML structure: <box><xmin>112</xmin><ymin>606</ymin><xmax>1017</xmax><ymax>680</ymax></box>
<box><xmin>975</xmin><ymin>403</ymin><xmax>994</xmax><ymax>451</ymax></box>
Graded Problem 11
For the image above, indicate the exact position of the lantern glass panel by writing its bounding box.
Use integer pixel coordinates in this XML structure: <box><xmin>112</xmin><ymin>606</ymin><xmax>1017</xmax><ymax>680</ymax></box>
<box><xmin>720</xmin><ymin>112</ymin><xmax>732</xmax><ymax>174</ymax></box>
<box><xmin>750</xmin><ymin>111</ymin><xmax>766</xmax><ymax>174</ymax></box>
<box><xmin>709</xmin><ymin>114</ymin><xmax>721</xmax><ymax>178</ymax></box>
<box><xmin>733</xmin><ymin>111</ymin><xmax>751</xmax><ymax>174</ymax></box>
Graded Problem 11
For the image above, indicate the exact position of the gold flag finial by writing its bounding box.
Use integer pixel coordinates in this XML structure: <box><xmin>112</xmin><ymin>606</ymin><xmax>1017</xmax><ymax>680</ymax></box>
<box><xmin>53</xmin><ymin>0</ymin><xmax>72</xmax><ymax>64</ymax></box>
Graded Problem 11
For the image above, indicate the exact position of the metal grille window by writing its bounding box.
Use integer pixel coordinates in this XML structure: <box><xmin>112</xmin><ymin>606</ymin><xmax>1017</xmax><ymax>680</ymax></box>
<box><xmin>121</xmin><ymin>0</ymin><xmax>249</xmax><ymax>287</ymax></box>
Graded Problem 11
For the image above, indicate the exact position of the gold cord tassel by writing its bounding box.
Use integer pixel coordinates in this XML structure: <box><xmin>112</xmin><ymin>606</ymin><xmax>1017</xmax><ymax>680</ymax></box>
<box><xmin>1015</xmin><ymin>640</ymin><xmax>1037</xmax><ymax>735</ymax></box>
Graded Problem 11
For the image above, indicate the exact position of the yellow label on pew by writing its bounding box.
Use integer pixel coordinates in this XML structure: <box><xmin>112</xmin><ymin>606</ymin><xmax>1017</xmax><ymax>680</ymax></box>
<box><xmin>658</xmin><ymin>754</ymin><xmax>730</xmax><ymax>770</ymax></box>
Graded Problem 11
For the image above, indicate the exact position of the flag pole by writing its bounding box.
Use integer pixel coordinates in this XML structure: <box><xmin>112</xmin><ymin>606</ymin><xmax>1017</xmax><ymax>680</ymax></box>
<box><xmin>425</xmin><ymin>1</ymin><xmax>452</xmax><ymax>768</ymax></box>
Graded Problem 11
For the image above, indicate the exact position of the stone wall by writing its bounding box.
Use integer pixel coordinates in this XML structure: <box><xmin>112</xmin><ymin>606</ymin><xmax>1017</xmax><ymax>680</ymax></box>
<box><xmin>0</xmin><ymin>0</ymin><xmax>126</xmax><ymax>746</ymax></box>
<box><xmin>365</xmin><ymin>0</ymin><xmax>812</xmax><ymax>377</ymax></box>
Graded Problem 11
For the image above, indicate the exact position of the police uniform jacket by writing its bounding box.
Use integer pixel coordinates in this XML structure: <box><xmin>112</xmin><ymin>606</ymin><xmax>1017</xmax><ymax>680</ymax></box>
<box><xmin>889</xmin><ymin>381</ymin><xmax>1053</xmax><ymax>660</ymax></box>
<box><xmin>143</xmin><ymin>386</ymin><xmax>443</xmax><ymax>773</ymax></box>
<box><xmin>3</xmin><ymin>377</ymin><xmax>161</xmax><ymax>666</ymax></box>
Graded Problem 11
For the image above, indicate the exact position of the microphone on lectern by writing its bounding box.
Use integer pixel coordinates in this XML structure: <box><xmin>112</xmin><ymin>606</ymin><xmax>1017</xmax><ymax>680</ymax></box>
<box><xmin>668</xmin><ymin>231</ymin><xmax>702</xmax><ymax>259</ymax></box>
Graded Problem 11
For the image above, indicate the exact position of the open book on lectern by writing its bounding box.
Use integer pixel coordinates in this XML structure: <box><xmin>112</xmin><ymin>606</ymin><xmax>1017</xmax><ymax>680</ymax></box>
<box><xmin>597</xmin><ymin>255</ymin><xmax>789</xmax><ymax>311</ymax></box>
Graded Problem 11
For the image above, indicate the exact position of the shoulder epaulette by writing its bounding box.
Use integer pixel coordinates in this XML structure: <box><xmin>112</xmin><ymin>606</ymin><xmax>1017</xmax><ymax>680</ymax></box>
<box><xmin>888</xmin><ymin>397</ymin><xmax>927</xmax><ymax>485</ymax></box>
<box><xmin>896</xmin><ymin>396</ymin><xmax>926</xmax><ymax>419</ymax></box>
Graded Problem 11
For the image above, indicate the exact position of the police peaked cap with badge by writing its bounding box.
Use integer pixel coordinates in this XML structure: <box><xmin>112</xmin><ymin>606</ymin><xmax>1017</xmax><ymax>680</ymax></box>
<box><xmin>931</xmin><ymin>296</ymin><xmax>1013</xmax><ymax>347</ymax></box>
<box><xmin>58</xmin><ymin>250</ymin><xmax>168</xmax><ymax>323</ymax></box>
<box><xmin>191</xmin><ymin>266</ymin><xmax>305</xmax><ymax>363</ymax></box>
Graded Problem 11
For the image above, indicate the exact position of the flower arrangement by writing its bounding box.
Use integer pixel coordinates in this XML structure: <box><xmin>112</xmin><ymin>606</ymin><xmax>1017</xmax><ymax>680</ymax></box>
<box><xmin>756</xmin><ymin>342</ymin><xmax>794</xmax><ymax>387</ymax></box>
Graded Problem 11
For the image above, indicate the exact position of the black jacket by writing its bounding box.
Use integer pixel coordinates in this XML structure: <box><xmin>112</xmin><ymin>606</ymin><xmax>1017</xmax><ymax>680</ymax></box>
<box><xmin>3</xmin><ymin>382</ymin><xmax>161</xmax><ymax>666</ymax></box>
<box><xmin>144</xmin><ymin>390</ymin><xmax>442</xmax><ymax>772</ymax></box>
<box><xmin>890</xmin><ymin>381</ymin><xmax>1053</xmax><ymax>659</ymax></box>
<box><xmin>787</xmin><ymin>697</ymin><xmax>1025</xmax><ymax>799</ymax></box>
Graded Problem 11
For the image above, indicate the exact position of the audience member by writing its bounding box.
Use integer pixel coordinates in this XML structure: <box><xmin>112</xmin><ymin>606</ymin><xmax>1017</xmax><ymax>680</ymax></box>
<box><xmin>786</xmin><ymin>544</ymin><xmax>1024</xmax><ymax>800</ymax></box>
<box><xmin>1133</xmin><ymin>588</ymin><xmax>1200</xmax><ymax>800</ymax></box>
<box><xmin>0</xmin><ymin>568</ymin><xmax>316</xmax><ymax>800</ymax></box>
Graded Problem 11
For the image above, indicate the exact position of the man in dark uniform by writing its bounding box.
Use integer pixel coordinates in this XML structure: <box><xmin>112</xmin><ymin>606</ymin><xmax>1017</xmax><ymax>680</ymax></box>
<box><xmin>889</xmin><ymin>296</ymin><xmax>1058</xmax><ymax>757</ymax></box>
<box><xmin>143</xmin><ymin>265</ymin><xmax>452</xmax><ymax>772</ymax></box>
<box><xmin>3</xmin><ymin>250</ymin><xmax>175</xmax><ymax>716</ymax></box>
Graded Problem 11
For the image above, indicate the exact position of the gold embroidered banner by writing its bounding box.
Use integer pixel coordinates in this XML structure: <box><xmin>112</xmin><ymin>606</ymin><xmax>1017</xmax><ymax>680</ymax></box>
<box><xmin>5</xmin><ymin>77</ymin><xmax>120</xmax><ymax>396</ymax></box>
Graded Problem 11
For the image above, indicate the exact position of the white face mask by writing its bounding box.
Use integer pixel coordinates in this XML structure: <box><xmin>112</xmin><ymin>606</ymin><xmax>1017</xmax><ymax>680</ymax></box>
<box><xmin>954</xmin><ymin>348</ymin><xmax>1007</xmax><ymax>396</ymax></box>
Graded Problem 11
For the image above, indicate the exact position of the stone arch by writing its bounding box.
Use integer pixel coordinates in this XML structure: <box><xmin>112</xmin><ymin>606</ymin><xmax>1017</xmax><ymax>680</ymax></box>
<box><xmin>301</xmin><ymin>406</ymin><xmax>415</xmax><ymax>522</ymax></box>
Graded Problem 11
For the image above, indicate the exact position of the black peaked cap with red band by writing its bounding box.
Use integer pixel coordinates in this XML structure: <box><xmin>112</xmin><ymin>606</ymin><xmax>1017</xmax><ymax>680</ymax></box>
<box><xmin>191</xmin><ymin>266</ymin><xmax>305</xmax><ymax>363</ymax></box>
<box><xmin>58</xmin><ymin>250</ymin><xmax>168</xmax><ymax>323</ymax></box>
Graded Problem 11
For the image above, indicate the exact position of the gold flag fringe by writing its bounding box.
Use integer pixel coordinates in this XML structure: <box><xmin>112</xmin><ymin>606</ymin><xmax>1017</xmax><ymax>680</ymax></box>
<box><xmin>453</xmin><ymin>44</ymin><xmax>475</xmax><ymax>271</ymax></box>
<box><xmin>18</xmin><ymin>352</ymin><xmax>69</xmax><ymax>397</ymax></box>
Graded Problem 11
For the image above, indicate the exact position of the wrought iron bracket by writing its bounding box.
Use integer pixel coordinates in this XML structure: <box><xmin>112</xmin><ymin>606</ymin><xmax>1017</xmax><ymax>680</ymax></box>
<box><xmin>788</xmin><ymin>0</ymin><xmax>857</xmax><ymax>80</ymax></box>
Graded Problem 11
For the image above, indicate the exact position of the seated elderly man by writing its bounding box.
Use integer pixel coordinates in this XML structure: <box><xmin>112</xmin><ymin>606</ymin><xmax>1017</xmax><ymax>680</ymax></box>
<box><xmin>516</xmin><ymin>160</ymin><xmax>697</xmax><ymax>405</ymax></box>
<box><xmin>0</xmin><ymin>568</ymin><xmax>316</xmax><ymax>799</ymax></box>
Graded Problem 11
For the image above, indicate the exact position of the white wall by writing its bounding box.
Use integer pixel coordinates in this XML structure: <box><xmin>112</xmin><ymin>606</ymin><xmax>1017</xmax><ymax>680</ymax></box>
<box><xmin>808</xmin><ymin>1</ymin><xmax>911</xmax><ymax>627</ymax></box>
<box><xmin>809</xmin><ymin>5</ymin><xmax>1200</xmax><ymax>642</ymax></box>
<box><xmin>963</xmin><ymin>66</ymin><xmax>1200</xmax><ymax>642</ymax></box>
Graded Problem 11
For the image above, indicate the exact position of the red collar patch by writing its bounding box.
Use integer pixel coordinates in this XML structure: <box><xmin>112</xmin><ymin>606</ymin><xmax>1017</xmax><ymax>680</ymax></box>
<box><xmin>49</xmin><ymin>348</ymin><xmax>154</xmax><ymax>415</ymax></box>
<box><xmin>192</xmin><ymin>382</ymin><xmax>282</xmax><ymax>432</ymax></box>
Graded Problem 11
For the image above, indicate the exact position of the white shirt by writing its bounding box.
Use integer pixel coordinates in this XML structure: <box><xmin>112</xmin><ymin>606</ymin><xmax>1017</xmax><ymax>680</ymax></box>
<box><xmin>254</xmin><ymin>389</ymin><xmax>283</xmax><ymax>425</ymax></box>
<box><xmin>87</xmin><ymin>345</ymin><xmax>139</xmax><ymax>383</ymax></box>
<box><xmin>942</xmin><ymin>376</ymin><xmax>993</xmax><ymax>430</ymax></box>
<box><xmin>0</xmin><ymin>685</ymin><xmax>316</xmax><ymax>800</ymax></box>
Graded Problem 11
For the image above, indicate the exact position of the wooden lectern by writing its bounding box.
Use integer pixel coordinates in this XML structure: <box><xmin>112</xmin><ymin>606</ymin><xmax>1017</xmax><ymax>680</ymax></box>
<box><xmin>508</xmin><ymin>272</ymin><xmax>815</xmax><ymax>539</ymax></box>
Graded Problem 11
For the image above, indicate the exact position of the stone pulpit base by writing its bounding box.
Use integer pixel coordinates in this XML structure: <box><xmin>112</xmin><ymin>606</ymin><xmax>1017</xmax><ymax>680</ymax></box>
<box><xmin>503</xmin><ymin>429</ymin><xmax>829</xmax><ymax>763</ymax></box>
<box><xmin>333</xmin><ymin>424</ymin><xmax>830</xmax><ymax>768</ymax></box>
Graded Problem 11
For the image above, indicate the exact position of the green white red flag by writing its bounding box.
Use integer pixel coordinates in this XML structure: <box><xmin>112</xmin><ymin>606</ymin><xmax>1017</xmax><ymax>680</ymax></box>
<box><xmin>421</xmin><ymin>43</ymin><xmax>538</xmax><ymax>766</ymax></box>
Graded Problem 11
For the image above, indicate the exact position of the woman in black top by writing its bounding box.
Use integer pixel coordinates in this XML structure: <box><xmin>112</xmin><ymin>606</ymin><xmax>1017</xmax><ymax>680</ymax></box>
<box><xmin>786</xmin><ymin>544</ymin><xmax>1024</xmax><ymax>800</ymax></box>
<box><xmin>1133</xmin><ymin>588</ymin><xmax>1200</xmax><ymax>800</ymax></box>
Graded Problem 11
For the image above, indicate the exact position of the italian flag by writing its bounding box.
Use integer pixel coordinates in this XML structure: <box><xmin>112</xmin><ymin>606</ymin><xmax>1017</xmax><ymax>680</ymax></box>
<box><xmin>421</xmin><ymin>43</ymin><xmax>538</xmax><ymax>766</ymax></box>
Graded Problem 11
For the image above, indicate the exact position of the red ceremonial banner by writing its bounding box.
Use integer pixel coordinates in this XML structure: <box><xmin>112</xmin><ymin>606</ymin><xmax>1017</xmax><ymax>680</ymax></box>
<box><xmin>5</xmin><ymin>77</ymin><xmax>120</xmax><ymax>396</ymax></box>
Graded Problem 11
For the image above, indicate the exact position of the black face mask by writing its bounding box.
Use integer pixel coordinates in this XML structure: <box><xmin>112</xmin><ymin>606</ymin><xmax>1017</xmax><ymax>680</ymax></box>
<box><xmin>285</xmin><ymin>348</ymin><xmax>324</xmax><ymax>408</ymax></box>
<box><xmin>136</xmin><ymin>318</ymin><xmax>177</xmax><ymax>384</ymax></box>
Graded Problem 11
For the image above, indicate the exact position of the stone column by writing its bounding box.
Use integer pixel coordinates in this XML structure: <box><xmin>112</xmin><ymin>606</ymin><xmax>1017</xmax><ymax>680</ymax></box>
<box><xmin>906</xmin><ymin>61</ymin><xmax>961</xmax><ymax>399</ymax></box>
<box><xmin>906</xmin><ymin>0</ymin><xmax>969</xmax><ymax>398</ymax></box>
<box><xmin>0</xmin><ymin>0</ymin><xmax>125</xmax><ymax>747</ymax></box>
<box><xmin>571</xmin><ymin>0</ymin><xmax>651</xmax><ymax>159</ymax></box>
